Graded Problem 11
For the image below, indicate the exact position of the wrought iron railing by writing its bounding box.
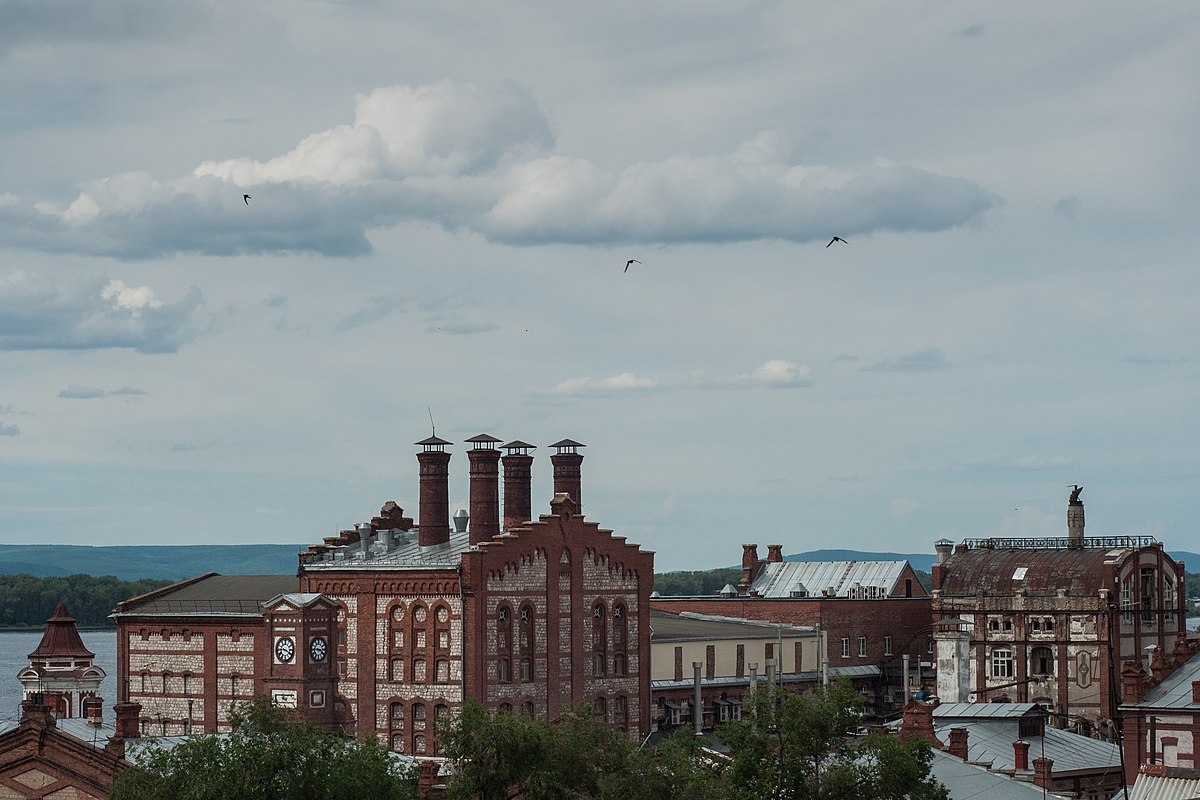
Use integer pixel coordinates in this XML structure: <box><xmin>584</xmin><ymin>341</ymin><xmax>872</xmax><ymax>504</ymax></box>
<box><xmin>960</xmin><ymin>535</ymin><xmax>1157</xmax><ymax>550</ymax></box>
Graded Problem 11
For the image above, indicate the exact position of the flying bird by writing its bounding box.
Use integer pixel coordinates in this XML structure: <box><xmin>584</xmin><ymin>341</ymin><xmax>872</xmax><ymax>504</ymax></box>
<box><xmin>826</xmin><ymin>237</ymin><xmax>848</xmax><ymax>247</ymax></box>
<box><xmin>624</xmin><ymin>259</ymin><xmax>641</xmax><ymax>273</ymax></box>
<box><xmin>243</xmin><ymin>194</ymin><xmax>251</xmax><ymax>205</ymax></box>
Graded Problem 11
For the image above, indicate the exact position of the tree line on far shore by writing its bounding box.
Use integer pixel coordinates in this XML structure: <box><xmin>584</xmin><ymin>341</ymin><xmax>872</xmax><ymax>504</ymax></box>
<box><xmin>0</xmin><ymin>574</ymin><xmax>174</xmax><ymax>628</ymax></box>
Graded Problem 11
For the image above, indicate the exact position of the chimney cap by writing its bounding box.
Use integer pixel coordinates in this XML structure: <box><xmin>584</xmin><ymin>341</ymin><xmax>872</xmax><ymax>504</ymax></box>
<box><xmin>502</xmin><ymin>439</ymin><xmax>536</xmax><ymax>454</ymax></box>
<box><xmin>465</xmin><ymin>434</ymin><xmax>503</xmax><ymax>448</ymax></box>
<box><xmin>550</xmin><ymin>438</ymin><xmax>586</xmax><ymax>453</ymax></box>
<box><xmin>415</xmin><ymin>435</ymin><xmax>453</xmax><ymax>450</ymax></box>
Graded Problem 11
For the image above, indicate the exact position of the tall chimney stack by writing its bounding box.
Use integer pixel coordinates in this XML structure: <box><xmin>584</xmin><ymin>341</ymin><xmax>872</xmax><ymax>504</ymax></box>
<box><xmin>466</xmin><ymin>434</ymin><xmax>502</xmax><ymax>544</ymax></box>
<box><xmin>767</xmin><ymin>544</ymin><xmax>784</xmax><ymax>563</ymax></box>
<box><xmin>1067</xmin><ymin>484</ymin><xmax>1084</xmax><ymax>549</ymax></box>
<box><xmin>416</xmin><ymin>437</ymin><xmax>452</xmax><ymax>547</ymax></box>
<box><xmin>739</xmin><ymin>544</ymin><xmax>760</xmax><ymax>594</ymax></box>
<box><xmin>550</xmin><ymin>439</ymin><xmax>585</xmax><ymax>510</ymax></box>
<box><xmin>502</xmin><ymin>440</ymin><xmax>535</xmax><ymax>531</ymax></box>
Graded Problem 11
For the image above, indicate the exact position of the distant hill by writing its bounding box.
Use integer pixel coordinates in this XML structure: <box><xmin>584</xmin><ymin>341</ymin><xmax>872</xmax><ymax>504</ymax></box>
<box><xmin>0</xmin><ymin>544</ymin><xmax>304</xmax><ymax>581</ymax></box>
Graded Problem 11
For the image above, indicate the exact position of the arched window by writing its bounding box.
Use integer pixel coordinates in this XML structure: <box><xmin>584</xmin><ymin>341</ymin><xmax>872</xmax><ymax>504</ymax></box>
<box><xmin>991</xmin><ymin>647</ymin><xmax>1014</xmax><ymax>679</ymax></box>
<box><xmin>413</xmin><ymin>702</ymin><xmax>426</xmax><ymax>731</ymax></box>
<box><xmin>613</xmin><ymin>652</ymin><xmax>626</xmax><ymax>677</ymax></box>
<box><xmin>520</xmin><ymin>656</ymin><xmax>533</xmax><ymax>682</ymax></box>
<box><xmin>413</xmin><ymin>658</ymin><xmax>427</xmax><ymax>684</ymax></box>
<box><xmin>521</xmin><ymin>701</ymin><xmax>535</xmax><ymax>718</ymax></box>
<box><xmin>519</xmin><ymin>603</ymin><xmax>535</xmax><ymax>681</ymax></box>
<box><xmin>389</xmin><ymin>702</ymin><xmax>405</xmax><ymax>753</ymax></box>
<box><xmin>593</xmin><ymin>696</ymin><xmax>607</xmax><ymax>720</ymax></box>
<box><xmin>498</xmin><ymin>703</ymin><xmax>513</xmax><ymax>715</ymax></box>
<box><xmin>414</xmin><ymin>734</ymin><xmax>426</xmax><ymax>755</ymax></box>
<box><xmin>391</xmin><ymin>733</ymin><xmax>405</xmax><ymax>753</ymax></box>
<box><xmin>1030</xmin><ymin>646</ymin><xmax>1054</xmax><ymax>675</ymax></box>
<box><xmin>592</xmin><ymin>603</ymin><xmax>607</xmax><ymax>676</ymax></box>
<box><xmin>436</xmin><ymin>658</ymin><xmax>450</xmax><ymax>683</ymax></box>
<box><xmin>497</xmin><ymin>604</ymin><xmax>513</xmax><ymax>682</ymax></box>
<box><xmin>162</xmin><ymin>672</ymin><xmax>171</xmax><ymax>693</ymax></box>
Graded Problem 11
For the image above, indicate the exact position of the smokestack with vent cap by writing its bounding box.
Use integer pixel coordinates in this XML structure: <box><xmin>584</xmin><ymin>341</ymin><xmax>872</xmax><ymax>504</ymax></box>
<box><xmin>416</xmin><ymin>437</ymin><xmax>452</xmax><ymax>547</ymax></box>
<box><xmin>502</xmin><ymin>440</ymin><xmax>535</xmax><ymax>530</ymax></box>
<box><xmin>466</xmin><ymin>434</ymin><xmax>502</xmax><ymax>544</ymax></box>
<box><xmin>550</xmin><ymin>439</ymin><xmax>585</xmax><ymax>510</ymax></box>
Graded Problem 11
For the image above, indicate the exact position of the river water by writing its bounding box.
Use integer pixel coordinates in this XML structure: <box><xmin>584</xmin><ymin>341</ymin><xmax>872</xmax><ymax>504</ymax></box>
<box><xmin>0</xmin><ymin>630</ymin><xmax>119</xmax><ymax>724</ymax></box>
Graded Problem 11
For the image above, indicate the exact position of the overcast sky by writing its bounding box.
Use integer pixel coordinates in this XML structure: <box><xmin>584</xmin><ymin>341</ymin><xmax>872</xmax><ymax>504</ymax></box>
<box><xmin>2</xmin><ymin>2</ymin><xmax>1198</xmax><ymax>572</ymax></box>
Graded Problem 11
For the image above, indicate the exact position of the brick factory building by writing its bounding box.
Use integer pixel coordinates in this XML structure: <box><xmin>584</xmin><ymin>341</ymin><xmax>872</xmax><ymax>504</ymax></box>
<box><xmin>113</xmin><ymin>436</ymin><xmax>655</xmax><ymax>753</ymax></box>
<box><xmin>651</xmin><ymin>548</ymin><xmax>932</xmax><ymax>717</ymax></box>
<box><xmin>931</xmin><ymin>487</ymin><xmax>1188</xmax><ymax>729</ymax></box>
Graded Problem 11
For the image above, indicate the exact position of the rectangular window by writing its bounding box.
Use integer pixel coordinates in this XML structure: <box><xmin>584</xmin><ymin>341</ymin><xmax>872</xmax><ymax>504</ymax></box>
<box><xmin>883</xmin><ymin>635</ymin><xmax>893</xmax><ymax>656</ymax></box>
<box><xmin>1142</xmin><ymin>568</ymin><xmax>1156</xmax><ymax>623</ymax></box>
<box><xmin>1122</xmin><ymin>577</ymin><xmax>1133</xmax><ymax>622</ymax></box>
<box><xmin>840</xmin><ymin>637</ymin><xmax>850</xmax><ymax>658</ymax></box>
<box><xmin>991</xmin><ymin>648</ymin><xmax>1014</xmax><ymax>679</ymax></box>
<box><xmin>858</xmin><ymin>636</ymin><xmax>867</xmax><ymax>657</ymax></box>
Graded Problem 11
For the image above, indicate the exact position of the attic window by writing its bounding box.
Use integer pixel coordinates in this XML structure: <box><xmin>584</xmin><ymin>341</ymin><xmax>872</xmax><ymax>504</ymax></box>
<box><xmin>1012</xmin><ymin>567</ymin><xmax>1028</xmax><ymax>580</ymax></box>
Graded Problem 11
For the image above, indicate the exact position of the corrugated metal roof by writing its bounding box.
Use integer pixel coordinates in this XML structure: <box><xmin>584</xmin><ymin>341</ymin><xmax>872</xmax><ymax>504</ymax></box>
<box><xmin>114</xmin><ymin>574</ymin><xmax>298</xmax><ymax>616</ymax></box>
<box><xmin>1125</xmin><ymin>651</ymin><xmax>1200</xmax><ymax>710</ymax></box>
<box><xmin>748</xmin><ymin>561</ymin><xmax>908</xmax><ymax>598</ymax></box>
<box><xmin>1130</xmin><ymin>770</ymin><xmax>1200</xmax><ymax>800</ymax></box>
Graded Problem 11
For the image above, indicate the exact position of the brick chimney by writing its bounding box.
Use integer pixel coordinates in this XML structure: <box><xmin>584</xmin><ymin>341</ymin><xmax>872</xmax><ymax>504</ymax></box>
<box><xmin>947</xmin><ymin>727</ymin><xmax>969</xmax><ymax>761</ymax></box>
<box><xmin>739</xmin><ymin>545</ymin><xmax>760</xmax><ymax>594</ymax></box>
<box><xmin>1122</xmin><ymin>661</ymin><xmax>1149</xmax><ymax>702</ymax></box>
<box><xmin>550</xmin><ymin>439</ymin><xmax>585</xmax><ymax>510</ymax></box>
<box><xmin>767</xmin><ymin>544</ymin><xmax>784</xmax><ymax>563</ymax></box>
<box><xmin>466</xmin><ymin>435</ymin><xmax>502</xmax><ymax>544</ymax></box>
<box><xmin>416</xmin><ymin>437</ymin><xmax>452</xmax><ymax>547</ymax></box>
<box><xmin>1032</xmin><ymin>756</ymin><xmax>1054</xmax><ymax>789</ymax></box>
<box><xmin>1013</xmin><ymin>740</ymin><xmax>1030</xmax><ymax>771</ymax></box>
<box><xmin>19</xmin><ymin>694</ymin><xmax>56</xmax><ymax>729</ymax></box>
<box><xmin>84</xmin><ymin>696</ymin><xmax>103</xmax><ymax>726</ymax></box>
<box><xmin>502</xmin><ymin>440</ymin><xmax>535</xmax><ymax>531</ymax></box>
<box><xmin>105</xmin><ymin>700</ymin><xmax>142</xmax><ymax>758</ymax></box>
<box><xmin>898</xmin><ymin>701</ymin><xmax>943</xmax><ymax>748</ymax></box>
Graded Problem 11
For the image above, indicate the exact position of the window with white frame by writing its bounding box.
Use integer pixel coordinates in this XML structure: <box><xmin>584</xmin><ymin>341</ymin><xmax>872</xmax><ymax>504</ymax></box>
<box><xmin>883</xmin><ymin>635</ymin><xmax>893</xmax><ymax>656</ymax></box>
<box><xmin>840</xmin><ymin>637</ymin><xmax>850</xmax><ymax>658</ymax></box>
<box><xmin>858</xmin><ymin>635</ymin><xmax>867</xmax><ymax>657</ymax></box>
<box><xmin>991</xmin><ymin>647</ymin><xmax>1014</xmax><ymax>679</ymax></box>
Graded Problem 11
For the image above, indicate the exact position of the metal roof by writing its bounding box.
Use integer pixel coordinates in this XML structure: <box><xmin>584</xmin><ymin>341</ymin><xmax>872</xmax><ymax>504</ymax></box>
<box><xmin>934</xmin><ymin>702</ymin><xmax>1043</xmax><ymax>720</ymax></box>
<box><xmin>927</xmin><ymin>749</ymin><xmax>1072</xmax><ymax>799</ymax></box>
<box><xmin>748</xmin><ymin>560</ymin><xmax>909</xmax><ymax>598</ymax></box>
<box><xmin>1130</xmin><ymin>769</ymin><xmax>1200</xmax><ymax>800</ymax></box>
<box><xmin>1123</xmin><ymin>651</ymin><xmax>1200</xmax><ymax>710</ymax></box>
<box><xmin>113</xmin><ymin>574</ymin><xmax>299</xmax><ymax>617</ymax></box>
<box><xmin>303</xmin><ymin>529</ymin><xmax>473</xmax><ymax>571</ymax></box>
<box><xmin>932</xmin><ymin>721</ymin><xmax>1122</xmax><ymax>774</ymax></box>
<box><xmin>650</xmin><ymin>609</ymin><xmax>814</xmax><ymax>642</ymax></box>
<box><xmin>937</xmin><ymin>546</ymin><xmax>1141</xmax><ymax>597</ymax></box>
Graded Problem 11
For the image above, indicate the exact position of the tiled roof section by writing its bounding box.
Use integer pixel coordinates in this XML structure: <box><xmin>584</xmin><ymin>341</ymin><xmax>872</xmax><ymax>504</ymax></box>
<box><xmin>113</xmin><ymin>574</ymin><xmax>298</xmax><ymax>616</ymax></box>
<box><xmin>749</xmin><ymin>560</ymin><xmax>908</xmax><ymax>598</ymax></box>
<box><xmin>650</xmin><ymin>609</ymin><xmax>813</xmax><ymax>642</ymax></box>
<box><xmin>1126</xmin><ymin>651</ymin><xmax>1200</xmax><ymax>709</ymax></box>
<box><xmin>303</xmin><ymin>528</ymin><xmax>473</xmax><ymax>571</ymax></box>
<box><xmin>937</xmin><ymin>546</ymin><xmax>1134</xmax><ymax>596</ymax></box>
<box><xmin>28</xmin><ymin>602</ymin><xmax>95</xmax><ymax>660</ymax></box>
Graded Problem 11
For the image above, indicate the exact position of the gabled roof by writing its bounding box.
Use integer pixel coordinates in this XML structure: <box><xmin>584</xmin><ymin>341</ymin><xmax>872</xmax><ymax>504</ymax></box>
<box><xmin>749</xmin><ymin>560</ymin><xmax>910</xmax><ymax>598</ymax></box>
<box><xmin>1124</xmin><ymin>651</ymin><xmax>1200</xmax><ymax>710</ymax></box>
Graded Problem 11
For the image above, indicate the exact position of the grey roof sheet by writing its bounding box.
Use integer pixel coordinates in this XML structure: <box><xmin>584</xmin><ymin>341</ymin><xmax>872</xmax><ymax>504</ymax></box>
<box><xmin>650</xmin><ymin>609</ymin><xmax>813</xmax><ymax>642</ymax></box>
<box><xmin>932</xmin><ymin>721</ymin><xmax>1122</xmax><ymax>774</ymax></box>
<box><xmin>934</xmin><ymin>702</ymin><xmax>1042</xmax><ymax>720</ymax></box>
<box><xmin>1125</xmin><ymin>651</ymin><xmax>1200</xmax><ymax>710</ymax></box>
<box><xmin>928</xmin><ymin>749</ymin><xmax>1072</xmax><ymax>799</ymax></box>
<box><xmin>304</xmin><ymin>528</ymin><xmax>473</xmax><ymax>571</ymax></box>
<box><xmin>749</xmin><ymin>560</ymin><xmax>907</xmax><ymax>598</ymax></box>
<box><xmin>116</xmin><ymin>574</ymin><xmax>298</xmax><ymax>616</ymax></box>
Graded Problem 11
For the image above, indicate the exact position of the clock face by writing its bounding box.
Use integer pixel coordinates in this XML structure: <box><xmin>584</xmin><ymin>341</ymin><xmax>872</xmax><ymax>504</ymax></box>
<box><xmin>310</xmin><ymin>636</ymin><xmax>328</xmax><ymax>662</ymax></box>
<box><xmin>275</xmin><ymin>637</ymin><xmax>295</xmax><ymax>663</ymax></box>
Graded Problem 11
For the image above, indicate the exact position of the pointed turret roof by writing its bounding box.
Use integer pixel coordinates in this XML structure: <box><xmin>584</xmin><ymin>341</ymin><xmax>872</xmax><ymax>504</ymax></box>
<box><xmin>27</xmin><ymin>602</ymin><xmax>95</xmax><ymax>660</ymax></box>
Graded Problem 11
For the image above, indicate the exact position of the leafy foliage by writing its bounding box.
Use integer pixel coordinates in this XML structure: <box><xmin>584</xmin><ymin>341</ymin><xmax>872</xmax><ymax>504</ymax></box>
<box><xmin>0</xmin><ymin>573</ymin><xmax>173</xmax><ymax>628</ymax></box>
<box><xmin>109</xmin><ymin>696</ymin><xmax>417</xmax><ymax>800</ymax></box>
<box><xmin>652</xmin><ymin>568</ymin><xmax>743</xmax><ymax>596</ymax></box>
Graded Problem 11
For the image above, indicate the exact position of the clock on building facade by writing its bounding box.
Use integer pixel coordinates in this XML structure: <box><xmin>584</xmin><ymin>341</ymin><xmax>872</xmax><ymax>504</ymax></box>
<box><xmin>274</xmin><ymin>636</ymin><xmax>295</xmax><ymax>663</ymax></box>
<box><xmin>309</xmin><ymin>636</ymin><xmax>327</xmax><ymax>662</ymax></box>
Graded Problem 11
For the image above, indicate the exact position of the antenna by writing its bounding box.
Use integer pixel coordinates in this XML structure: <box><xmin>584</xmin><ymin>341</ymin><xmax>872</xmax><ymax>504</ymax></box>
<box><xmin>427</xmin><ymin>407</ymin><xmax>436</xmax><ymax>438</ymax></box>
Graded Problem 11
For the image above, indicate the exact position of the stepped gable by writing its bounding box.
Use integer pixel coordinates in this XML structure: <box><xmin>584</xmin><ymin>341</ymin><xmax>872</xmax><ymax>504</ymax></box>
<box><xmin>28</xmin><ymin>602</ymin><xmax>95</xmax><ymax>660</ymax></box>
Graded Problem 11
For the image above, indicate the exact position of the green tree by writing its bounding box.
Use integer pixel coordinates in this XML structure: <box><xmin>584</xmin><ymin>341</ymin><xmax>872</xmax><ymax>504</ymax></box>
<box><xmin>718</xmin><ymin>680</ymin><xmax>946</xmax><ymax>800</ymax></box>
<box><xmin>109</xmin><ymin>696</ymin><xmax>417</xmax><ymax>800</ymax></box>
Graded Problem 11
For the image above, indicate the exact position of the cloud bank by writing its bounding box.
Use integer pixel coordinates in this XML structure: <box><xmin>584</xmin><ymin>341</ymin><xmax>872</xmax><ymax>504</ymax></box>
<box><xmin>0</xmin><ymin>271</ymin><xmax>203</xmax><ymax>353</ymax></box>
<box><xmin>0</xmin><ymin>82</ymin><xmax>1001</xmax><ymax>259</ymax></box>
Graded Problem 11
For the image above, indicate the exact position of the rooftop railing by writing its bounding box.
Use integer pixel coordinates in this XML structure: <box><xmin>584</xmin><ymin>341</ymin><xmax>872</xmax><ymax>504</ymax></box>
<box><xmin>960</xmin><ymin>535</ymin><xmax>1158</xmax><ymax>550</ymax></box>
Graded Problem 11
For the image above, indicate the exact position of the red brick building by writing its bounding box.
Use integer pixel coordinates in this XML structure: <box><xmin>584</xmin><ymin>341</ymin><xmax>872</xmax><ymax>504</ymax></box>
<box><xmin>651</xmin><ymin>545</ymin><xmax>932</xmax><ymax>716</ymax></box>
<box><xmin>930</xmin><ymin>489</ymin><xmax>1187</xmax><ymax>727</ymax></box>
<box><xmin>1118</xmin><ymin>633</ymin><xmax>1200</xmax><ymax>783</ymax></box>
<box><xmin>114</xmin><ymin>436</ymin><xmax>655</xmax><ymax>752</ymax></box>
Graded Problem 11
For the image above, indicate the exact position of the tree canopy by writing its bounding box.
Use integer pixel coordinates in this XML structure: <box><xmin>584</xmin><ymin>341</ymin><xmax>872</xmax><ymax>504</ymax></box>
<box><xmin>109</xmin><ymin>696</ymin><xmax>417</xmax><ymax>800</ymax></box>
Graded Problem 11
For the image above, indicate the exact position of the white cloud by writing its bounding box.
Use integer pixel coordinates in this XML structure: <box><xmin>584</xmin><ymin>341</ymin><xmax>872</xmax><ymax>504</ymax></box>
<box><xmin>0</xmin><ymin>422</ymin><xmax>18</xmax><ymax>436</ymax></box>
<box><xmin>0</xmin><ymin>271</ymin><xmax>203</xmax><ymax>353</ymax></box>
<box><xmin>0</xmin><ymin>82</ymin><xmax>1000</xmax><ymax>259</ymax></box>
<box><xmin>739</xmin><ymin>360</ymin><xmax>813</xmax><ymax>388</ymax></box>
<box><xmin>537</xmin><ymin>372</ymin><xmax>657</xmax><ymax>397</ymax></box>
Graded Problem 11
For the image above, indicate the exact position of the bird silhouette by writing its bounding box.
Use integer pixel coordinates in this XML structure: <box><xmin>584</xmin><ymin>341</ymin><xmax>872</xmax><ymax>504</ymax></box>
<box><xmin>243</xmin><ymin>194</ymin><xmax>251</xmax><ymax>205</ymax></box>
<box><xmin>826</xmin><ymin>237</ymin><xmax>847</xmax><ymax>247</ymax></box>
<box><xmin>624</xmin><ymin>259</ymin><xmax>641</xmax><ymax>273</ymax></box>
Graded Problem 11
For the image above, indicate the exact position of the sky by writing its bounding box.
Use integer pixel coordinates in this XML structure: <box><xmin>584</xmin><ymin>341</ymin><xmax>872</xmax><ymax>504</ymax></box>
<box><xmin>1</xmin><ymin>2</ymin><xmax>1198</xmax><ymax>573</ymax></box>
